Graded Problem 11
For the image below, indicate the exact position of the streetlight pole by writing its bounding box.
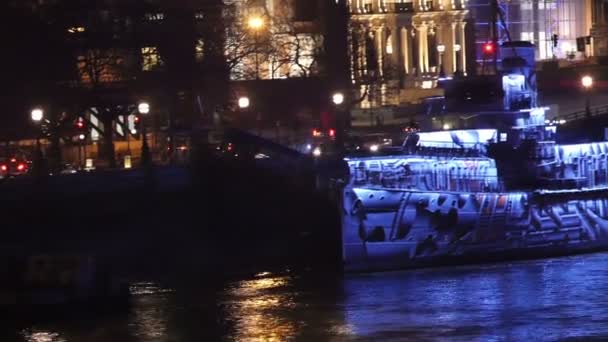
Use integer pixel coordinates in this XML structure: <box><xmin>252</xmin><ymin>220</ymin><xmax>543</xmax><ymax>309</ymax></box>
<box><xmin>437</xmin><ymin>44</ymin><xmax>446</xmax><ymax>78</ymax></box>
<box><xmin>138</xmin><ymin>102</ymin><xmax>152</xmax><ymax>168</ymax></box>
<box><xmin>30</xmin><ymin>108</ymin><xmax>45</xmax><ymax>178</ymax></box>
<box><xmin>581</xmin><ymin>75</ymin><xmax>593</xmax><ymax>117</ymax></box>
<box><xmin>126</xmin><ymin>115</ymin><xmax>132</xmax><ymax>156</ymax></box>
<box><xmin>255</xmin><ymin>31</ymin><xmax>259</xmax><ymax>80</ymax></box>
<box><xmin>332</xmin><ymin>92</ymin><xmax>346</xmax><ymax>156</ymax></box>
<box><xmin>248</xmin><ymin>16</ymin><xmax>264</xmax><ymax>80</ymax></box>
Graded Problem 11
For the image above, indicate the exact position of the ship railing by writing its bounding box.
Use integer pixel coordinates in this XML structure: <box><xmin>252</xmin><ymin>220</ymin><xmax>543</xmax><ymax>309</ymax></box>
<box><xmin>555</xmin><ymin>104</ymin><xmax>608</xmax><ymax>123</ymax></box>
<box><xmin>410</xmin><ymin>147</ymin><xmax>485</xmax><ymax>159</ymax></box>
<box><xmin>352</xmin><ymin>174</ymin><xmax>505</xmax><ymax>193</ymax></box>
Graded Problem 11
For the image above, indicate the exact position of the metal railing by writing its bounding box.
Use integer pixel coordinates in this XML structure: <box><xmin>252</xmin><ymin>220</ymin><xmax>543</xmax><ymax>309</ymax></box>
<box><xmin>555</xmin><ymin>104</ymin><xmax>608</xmax><ymax>123</ymax></box>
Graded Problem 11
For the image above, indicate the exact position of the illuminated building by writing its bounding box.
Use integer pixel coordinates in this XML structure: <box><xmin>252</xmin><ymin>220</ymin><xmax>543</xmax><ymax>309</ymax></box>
<box><xmin>348</xmin><ymin>0</ymin><xmax>472</xmax><ymax>108</ymax></box>
<box><xmin>468</xmin><ymin>0</ymin><xmax>598</xmax><ymax>62</ymax></box>
<box><xmin>591</xmin><ymin>0</ymin><xmax>608</xmax><ymax>57</ymax></box>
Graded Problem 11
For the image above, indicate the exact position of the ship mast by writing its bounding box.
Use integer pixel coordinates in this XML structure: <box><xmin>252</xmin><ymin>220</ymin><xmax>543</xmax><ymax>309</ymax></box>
<box><xmin>489</xmin><ymin>0</ymin><xmax>513</xmax><ymax>75</ymax></box>
<box><xmin>490</xmin><ymin>0</ymin><xmax>499</xmax><ymax>73</ymax></box>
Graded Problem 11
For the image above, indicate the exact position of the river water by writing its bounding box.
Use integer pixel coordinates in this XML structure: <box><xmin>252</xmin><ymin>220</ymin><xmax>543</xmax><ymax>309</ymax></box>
<box><xmin>6</xmin><ymin>253</ymin><xmax>608</xmax><ymax>342</ymax></box>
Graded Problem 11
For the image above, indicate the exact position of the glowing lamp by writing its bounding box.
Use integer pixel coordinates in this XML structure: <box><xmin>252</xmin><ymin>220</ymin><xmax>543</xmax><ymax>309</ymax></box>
<box><xmin>248</xmin><ymin>16</ymin><xmax>264</xmax><ymax>30</ymax></box>
<box><xmin>238</xmin><ymin>96</ymin><xmax>250</xmax><ymax>109</ymax></box>
<box><xmin>138</xmin><ymin>102</ymin><xmax>150</xmax><ymax>114</ymax></box>
<box><xmin>31</xmin><ymin>108</ymin><xmax>44</xmax><ymax>122</ymax></box>
<box><xmin>312</xmin><ymin>147</ymin><xmax>322</xmax><ymax>157</ymax></box>
<box><xmin>581</xmin><ymin>75</ymin><xmax>593</xmax><ymax>89</ymax></box>
<box><xmin>332</xmin><ymin>92</ymin><xmax>345</xmax><ymax>105</ymax></box>
<box><xmin>483</xmin><ymin>43</ymin><xmax>494</xmax><ymax>54</ymax></box>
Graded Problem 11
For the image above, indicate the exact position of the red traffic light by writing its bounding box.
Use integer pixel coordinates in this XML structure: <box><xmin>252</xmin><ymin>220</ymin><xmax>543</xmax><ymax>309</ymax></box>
<box><xmin>328</xmin><ymin>129</ymin><xmax>336</xmax><ymax>137</ymax></box>
<box><xmin>134</xmin><ymin>115</ymin><xmax>140</xmax><ymax>123</ymax></box>
<box><xmin>483</xmin><ymin>42</ymin><xmax>495</xmax><ymax>54</ymax></box>
<box><xmin>76</xmin><ymin>119</ymin><xmax>85</xmax><ymax>129</ymax></box>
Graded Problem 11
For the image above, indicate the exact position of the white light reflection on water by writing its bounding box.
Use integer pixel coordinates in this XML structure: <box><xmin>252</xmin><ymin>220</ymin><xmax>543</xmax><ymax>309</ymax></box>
<box><xmin>129</xmin><ymin>282</ymin><xmax>175</xmax><ymax>296</ymax></box>
<box><xmin>127</xmin><ymin>282</ymin><xmax>174</xmax><ymax>341</ymax></box>
<box><xmin>20</xmin><ymin>331</ymin><xmax>66</xmax><ymax>342</ymax></box>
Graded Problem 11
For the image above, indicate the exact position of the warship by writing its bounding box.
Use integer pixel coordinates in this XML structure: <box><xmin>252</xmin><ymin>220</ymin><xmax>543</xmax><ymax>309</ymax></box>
<box><xmin>339</xmin><ymin>9</ymin><xmax>608</xmax><ymax>272</ymax></box>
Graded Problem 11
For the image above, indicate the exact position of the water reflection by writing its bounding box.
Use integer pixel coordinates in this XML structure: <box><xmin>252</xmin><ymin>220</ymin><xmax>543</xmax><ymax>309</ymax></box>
<box><xmin>8</xmin><ymin>254</ymin><xmax>608</xmax><ymax>341</ymax></box>
<box><xmin>342</xmin><ymin>254</ymin><xmax>608</xmax><ymax>341</ymax></box>
<box><xmin>128</xmin><ymin>282</ymin><xmax>174</xmax><ymax>341</ymax></box>
<box><xmin>224</xmin><ymin>275</ymin><xmax>299</xmax><ymax>342</ymax></box>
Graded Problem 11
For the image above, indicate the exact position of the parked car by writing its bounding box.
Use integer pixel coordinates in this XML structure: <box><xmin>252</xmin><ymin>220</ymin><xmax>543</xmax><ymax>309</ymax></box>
<box><xmin>0</xmin><ymin>157</ymin><xmax>30</xmax><ymax>178</ymax></box>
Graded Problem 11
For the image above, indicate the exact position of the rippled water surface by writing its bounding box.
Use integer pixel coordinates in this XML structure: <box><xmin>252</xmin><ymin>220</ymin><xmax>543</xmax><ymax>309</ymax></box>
<box><xmin>6</xmin><ymin>253</ymin><xmax>608</xmax><ymax>341</ymax></box>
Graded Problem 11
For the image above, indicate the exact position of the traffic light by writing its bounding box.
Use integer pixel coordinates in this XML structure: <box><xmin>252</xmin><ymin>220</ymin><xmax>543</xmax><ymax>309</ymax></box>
<box><xmin>132</xmin><ymin>115</ymin><xmax>141</xmax><ymax>134</ymax></box>
<box><xmin>483</xmin><ymin>42</ymin><xmax>495</xmax><ymax>55</ymax></box>
<box><xmin>74</xmin><ymin>118</ymin><xmax>88</xmax><ymax>141</ymax></box>
<box><xmin>75</xmin><ymin>118</ymin><xmax>86</xmax><ymax>131</ymax></box>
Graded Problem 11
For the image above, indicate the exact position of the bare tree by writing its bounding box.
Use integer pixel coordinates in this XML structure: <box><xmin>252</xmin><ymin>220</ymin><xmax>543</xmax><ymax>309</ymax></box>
<box><xmin>223</xmin><ymin>0</ymin><xmax>323</xmax><ymax>81</ymax></box>
<box><xmin>73</xmin><ymin>44</ymin><xmax>138</xmax><ymax>168</ymax></box>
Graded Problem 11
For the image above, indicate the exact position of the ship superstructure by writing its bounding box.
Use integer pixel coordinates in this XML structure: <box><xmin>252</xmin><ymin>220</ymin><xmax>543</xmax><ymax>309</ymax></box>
<box><xmin>340</xmin><ymin>34</ymin><xmax>608</xmax><ymax>271</ymax></box>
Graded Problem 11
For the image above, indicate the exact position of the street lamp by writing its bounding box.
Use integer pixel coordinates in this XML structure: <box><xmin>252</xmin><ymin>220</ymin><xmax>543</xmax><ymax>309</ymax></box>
<box><xmin>31</xmin><ymin>108</ymin><xmax>44</xmax><ymax>123</ymax></box>
<box><xmin>238</xmin><ymin>96</ymin><xmax>250</xmax><ymax>109</ymax></box>
<box><xmin>437</xmin><ymin>44</ymin><xmax>446</xmax><ymax>78</ymax></box>
<box><xmin>581</xmin><ymin>75</ymin><xmax>593</xmax><ymax>117</ymax></box>
<box><xmin>30</xmin><ymin>108</ymin><xmax>45</xmax><ymax>178</ymax></box>
<box><xmin>138</xmin><ymin>102</ymin><xmax>150</xmax><ymax>115</ymax></box>
<box><xmin>138</xmin><ymin>102</ymin><xmax>152</xmax><ymax>167</ymax></box>
<box><xmin>582</xmin><ymin>75</ymin><xmax>593</xmax><ymax>89</ymax></box>
<box><xmin>247</xmin><ymin>15</ymin><xmax>265</xmax><ymax>79</ymax></box>
<box><xmin>248</xmin><ymin>16</ymin><xmax>264</xmax><ymax>30</ymax></box>
<box><xmin>332</xmin><ymin>92</ymin><xmax>345</xmax><ymax>106</ymax></box>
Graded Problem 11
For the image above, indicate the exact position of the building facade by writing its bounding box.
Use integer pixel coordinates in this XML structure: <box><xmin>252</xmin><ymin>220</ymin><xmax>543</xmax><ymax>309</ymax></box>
<box><xmin>469</xmin><ymin>0</ymin><xmax>595</xmax><ymax>62</ymax></box>
<box><xmin>591</xmin><ymin>0</ymin><xmax>608</xmax><ymax>57</ymax></box>
<box><xmin>348</xmin><ymin>0</ymin><xmax>473</xmax><ymax>107</ymax></box>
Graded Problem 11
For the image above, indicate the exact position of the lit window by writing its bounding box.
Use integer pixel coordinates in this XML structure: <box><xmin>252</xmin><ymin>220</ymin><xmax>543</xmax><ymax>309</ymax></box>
<box><xmin>386</xmin><ymin>34</ymin><xmax>393</xmax><ymax>54</ymax></box>
<box><xmin>421</xmin><ymin>80</ymin><xmax>434</xmax><ymax>89</ymax></box>
<box><xmin>141</xmin><ymin>46</ymin><xmax>163</xmax><ymax>71</ymax></box>
<box><xmin>68</xmin><ymin>26</ymin><xmax>86</xmax><ymax>33</ymax></box>
<box><xmin>144</xmin><ymin>13</ymin><xmax>164</xmax><ymax>21</ymax></box>
<box><xmin>521</xmin><ymin>32</ymin><xmax>534</xmax><ymax>42</ymax></box>
<box><xmin>195</xmin><ymin>39</ymin><xmax>205</xmax><ymax>62</ymax></box>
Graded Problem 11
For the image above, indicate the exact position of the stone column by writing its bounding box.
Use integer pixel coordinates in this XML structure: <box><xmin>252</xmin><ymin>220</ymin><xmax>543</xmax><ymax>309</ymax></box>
<box><xmin>418</xmin><ymin>24</ymin><xmax>425</xmax><ymax>73</ymax></box>
<box><xmin>459</xmin><ymin>21</ymin><xmax>467</xmax><ymax>75</ymax></box>
<box><xmin>422</xmin><ymin>23</ymin><xmax>430</xmax><ymax>73</ymax></box>
<box><xmin>376</xmin><ymin>25</ymin><xmax>384</xmax><ymax>76</ymax></box>
<box><xmin>401</xmin><ymin>27</ymin><xmax>409</xmax><ymax>74</ymax></box>
<box><xmin>436</xmin><ymin>23</ymin><xmax>443</xmax><ymax>71</ymax></box>
<box><xmin>451</xmin><ymin>22</ymin><xmax>457</xmax><ymax>74</ymax></box>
